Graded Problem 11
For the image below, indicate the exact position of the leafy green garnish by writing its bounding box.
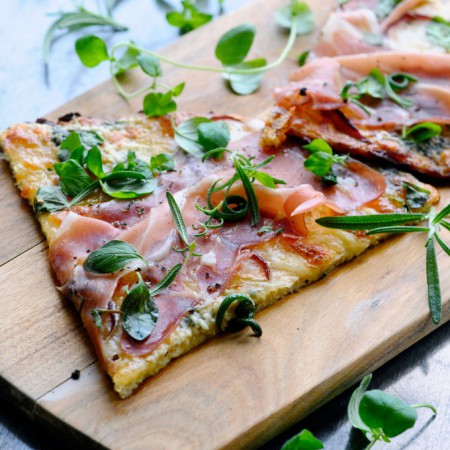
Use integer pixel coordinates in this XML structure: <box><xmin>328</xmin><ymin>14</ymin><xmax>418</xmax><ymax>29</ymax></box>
<box><xmin>75</xmin><ymin>35</ymin><xmax>110</xmax><ymax>68</ymax></box>
<box><xmin>303</xmin><ymin>139</ymin><xmax>347</xmax><ymax>185</ymax></box>
<box><xmin>166</xmin><ymin>0</ymin><xmax>213</xmax><ymax>34</ymax></box>
<box><xmin>150</xmin><ymin>153</ymin><xmax>175</xmax><ymax>175</ymax></box>
<box><xmin>281</xmin><ymin>429</ymin><xmax>324</xmax><ymax>450</ymax></box>
<box><xmin>341</xmin><ymin>69</ymin><xmax>417</xmax><ymax>114</ymax></box>
<box><xmin>149</xmin><ymin>264</ymin><xmax>182</xmax><ymax>296</ymax></box>
<box><xmin>222</xmin><ymin>58</ymin><xmax>267</xmax><ymax>95</ymax></box>
<box><xmin>316</xmin><ymin>204</ymin><xmax>450</xmax><ymax>324</ymax></box>
<box><xmin>426</xmin><ymin>17</ymin><xmax>450</xmax><ymax>52</ymax></box>
<box><xmin>34</xmin><ymin>186</ymin><xmax>70</xmax><ymax>213</ymax></box>
<box><xmin>44</xmin><ymin>5</ymin><xmax>127</xmax><ymax>78</ymax></box>
<box><xmin>137</xmin><ymin>54</ymin><xmax>162</xmax><ymax>78</ymax></box>
<box><xmin>297</xmin><ymin>50</ymin><xmax>310</xmax><ymax>67</ymax></box>
<box><xmin>275</xmin><ymin>1</ymin><xmax>314</xmax><ymax>35</ymax></box>
<box><xmin>402</xmin><ymin>122</ymin><xmax>442</xmax><ymax>143</ymax></box>
<box><xmin>143</xmin><ymin>83</ymin><xmax>185</xmax><ymax>117</ymax></box>
<box><xmin>216</xmin><ymin>294</ymin><xmax>262</xmax><ymax>336</ymax></box>
<box><xmin>121</xmin><ymin>273</ymin><xmax>158</xmax><ymax>341</ymax></box>
<box><xmin>173</xmin><ymin>117</ymin><xmax>230</xmax><ymax>157</ymax></box>
<box><xmin>84</xmin><ymin>240</ymin><xmax>146</xmax><ymax>274</ymax></box>
<box><xmin>348</xmin><ymin>374</ymin><xmax>436</xmax><ymax>446</ymax></box>
<box><xmin>215</xmin><ymin>24</ymin><xmax>256</xmax><ymax>66</ymax></box>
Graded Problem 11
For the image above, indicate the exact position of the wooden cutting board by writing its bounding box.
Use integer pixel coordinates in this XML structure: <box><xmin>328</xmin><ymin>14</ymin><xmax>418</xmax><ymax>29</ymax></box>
<box><xmin>1</xmin><ymin>0</ymin><xmax>449</xmax><ymax>448</ymax></box>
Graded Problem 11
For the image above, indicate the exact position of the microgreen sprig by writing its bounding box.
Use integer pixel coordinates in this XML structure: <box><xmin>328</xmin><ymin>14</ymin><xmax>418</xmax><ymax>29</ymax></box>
<box><xmin>166</xmin><ymin>0</ymin><xmax>213</xmax><ymax>34</ymax></box>
<box><xmin>316</xmin><ymin>204</ymin><xmax>450</xmax><ymax>324</ymax></box>
<box><xmin>348</xmin><ymin>374</ymin><xmax>436</xmax><ymax>448</ymax></box>
<box><xmin>340</xmin><ymin>69</ymin><xmax>417</xmax><ymax>115</ymax></box>
<box><xmin>402</xmin><ymin>122</ymin><xmax>442</xmax><ymax>143</ymax></box>
<box><xmin>303</xmin><ymin>139</ymin><xmax>347</xmax><ymax>185</ymax></box>
<box><xmin>74</xmin><ymin>1</ymin><xmax>313</xmax><ymax>115</ymax></box>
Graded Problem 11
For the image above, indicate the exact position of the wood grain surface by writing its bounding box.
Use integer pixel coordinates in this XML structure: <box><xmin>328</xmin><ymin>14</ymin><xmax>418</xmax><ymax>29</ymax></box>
<box><xmin>1</xmin><ymin>0</ymin><xmax>449</xmax><ymax>449</ymax></box>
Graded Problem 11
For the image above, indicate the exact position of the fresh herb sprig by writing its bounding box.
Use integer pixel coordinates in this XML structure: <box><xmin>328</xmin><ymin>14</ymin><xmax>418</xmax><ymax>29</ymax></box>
<box><xmin>281</xmin><ymin>429</ymin><xmax>323</xmax><ymax>450</ymax></box>
<box><xmin>340</xmin><ymin>69</ymin><xmax>417</xmax><ymax>115</ymax></box>
<box><xmin>348</xmin><ymin>374</ymin><xmax>436</xmax><ymax>448</ymax></box>
<box><xmin>426</xmin><ymin>17</ymin><xmax>450</xmax><ymax>52</ymax></box>
<box><xmin>197</xmin><ymin>150</ymin><xmax>285</xmax><ymax>228</ymax></box>
<box><xmin>74</xmin><ymin>1</ymin><xmax>314</xmax><ymax>115</ymax></box>
<box><xmin>316</xmin><ymin>203</ymin><xmax>450</xmax><ymax>324</ymax></box>
<box><xmin>402</xmin><ymin>122</ymin><xmax>442</xmax><ymax>143</ymax></box>
<box><xmin>35</xmin><ymin>132</ymin><xmax>174</xmax><ymax>213</ymax></box>
<box><xmin>166</xmin><ymin>0</ymin><xmax>213</xmax><ymax>34</ymax></box>
<box><xmin>44</xmin><ymin>2</ymin><xmax>127</xmax><ymax>80</ymax></box>
<box><xmin>216</xmin><ymin>294</ymin><xmax>262</xmax><ymax>336</ymax></box>
<box><xmin>303</xmin><ymin>139</ymin><xmax>347</xmax><ymax>185</ymax></box>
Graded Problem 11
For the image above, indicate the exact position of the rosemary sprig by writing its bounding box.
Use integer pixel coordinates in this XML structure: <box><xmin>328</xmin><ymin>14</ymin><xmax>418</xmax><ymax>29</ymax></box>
<box><xmin>317</xmin><ymin>205</ymin><xmax>450</xmax><ymax>324</ymax></box>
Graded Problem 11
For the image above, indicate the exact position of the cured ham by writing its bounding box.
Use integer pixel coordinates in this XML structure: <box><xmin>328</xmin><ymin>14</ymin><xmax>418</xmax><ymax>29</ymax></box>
<box><xmin>266</xmin><ymin>52</ymin><xmax>450</xmax><ymax>178</ymax></box>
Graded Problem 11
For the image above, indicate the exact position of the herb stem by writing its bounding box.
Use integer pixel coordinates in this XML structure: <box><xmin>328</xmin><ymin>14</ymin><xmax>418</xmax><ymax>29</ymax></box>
<box><xmin>410</xmin><ymin>403</ymin><xmax>438</xmax><ymax>414</ymax></box>
<box><xmin>109</xmin><ymin>18</ymin><xmax>298</xmax><ymax>98</ymax></box>
<box><xmin>365</xmin><ymin>438</ymin><xmax>379</xmax><ymax>450</ymax></box>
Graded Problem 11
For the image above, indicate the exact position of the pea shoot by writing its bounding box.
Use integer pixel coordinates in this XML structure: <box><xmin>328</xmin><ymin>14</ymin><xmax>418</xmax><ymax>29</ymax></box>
<box><xmin>316</xmin><ymin>203</ymin><xmax>450</xmax><ymax>324</ymax></box>
<box><xmin>74</xmin><ymin>1</ymin><xmax>315</xmax><ymax>116</ymax></box>
<box><xmin>402</xmin><ymin>122</ymin><xmax>442</xmax><ymax>143</ymax></box>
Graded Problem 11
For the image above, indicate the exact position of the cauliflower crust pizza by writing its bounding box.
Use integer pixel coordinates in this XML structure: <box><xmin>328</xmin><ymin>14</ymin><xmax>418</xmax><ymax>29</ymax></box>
<box><xmin>0</xmin><ymin>111</ymin><xmax>439</xmax><ymax>397</ymax></box>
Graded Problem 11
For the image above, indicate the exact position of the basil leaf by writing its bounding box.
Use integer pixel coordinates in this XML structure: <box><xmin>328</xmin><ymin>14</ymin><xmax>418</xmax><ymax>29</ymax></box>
<box><xmin>121</xmin><ymin>273</ymin><xmax>158</xmax><ymax>341</ymax></box>
<box><xmin>215</xmin><ymin>24</ymin><xmax>256</xmax><ymax>66</ymax></box>
<box><xmin>113</xmin><ymin>44</ymin><xmax>140</xmax><ymax>75</ymax></box>
<box><xmin>84</xmin><ymin>240</ymin><xmax>146</xmax><ymax>274</ymax></box>
<box><xmin>174</xmin><ymin>117</ymin><xmax>212</xmax><ymax>157</ymax></box>
<box><xmin>304</xmin><ymin>152</ymin><xmax>334</xmax><ymax>177</ymax></box>
<box><xmin>403</xmin><ymin>182</ymin><xmax>430</xmax><ymax>210</ymax></box>
<box><xmin>276</xmin><ymin>1</ymin><xmax>314</xmax><ymax>35</ymax></box>
<box><xmin>197</xmin><ymin>121</ymin><xmax>230</xmax><ymax>151</ymax></box>
<box><xmin>359</xmin><ymin>390</ymin><xmax>417</xmax><ymax>438</ymax></box>
<box><xmin>58</xmin><ymin>159</ymin><xmax>93</xmax><ymax>197</ymax></box>
<box><xmin>34</xmin><ymin>186</ymin><xmax>69</xmax><ymax>213</ymax></box>
<box><xmin>53</xmin><ymin>128</ymin><xmax>104</xmax><ymax>149</ymax></box>
<box><xmin>75</xmin><ymin>35</ymin><xmax>110</xmax><ymax>68</ymax></box>
<box><xmin>281</xmin><ymin>429</ymin><xmax>324</xmax><ymax>450</ymax></box>
<box><xmin>124</xmin><ymin>151</ymin><xmax>153</xmax><ymax>179</ymax></box>
<box><xmin>426</xmin><ymin>238</ymin><xmax>442</xmax><ymax>324</ymax></box>
<box><xmin>86</xmin><ymin>146</ymin><xmax>105</xmax><ymax>178</ymax></box>
<box><xmin>60</xmin><ymin>132</ymin><xmax>83</xmax><ymax>152</ymax></box>
<box><xmin>403</xmin><ymin>122</ymin><xmax>442</xmax><ymax>142</ymax></box>
<box><xmin>143</xmin><ymin>92</ymin><xmax>177</xmax><ymax>117</ymax></box>
<box><xmin>137</xmin><ymin>54</ymin><xmax>162</xmax><ymax>78</ymax></box>
<box><xmin>100</xmin><ymin>178</ymin><xmax>158</xmax><ymax>199</ymax></box>
<box><xmin>426</xmin><ymin>17</ymin><xmax>450</xmax><ymax>52</ymax></box>
<box><xmin>150</xmin><ymin>153</ymin><xmax>175</xmax><ymax>174</ymax></box>
<box><xmin>316</xmin><ymin>213</ymin><xmax>426</xmax><ymax>230</ymax></box>
<box><xmin>304</xmin><ymin>139</ymin><xmax>333</xmax><ymax>155</ymax></box>
<box><xmin>149</xmin><ymin>263</ymin><xmax>182</xmax><ymax>296</ymax></box>
<box><xmin>224</xmin><ymin>58</ymin><xmax>267</xmax><ymax>95</ymax></box>
<box><xmin>348</xmin><ymin>375</ymin><xmax>373</xmax><ymax>435</ymax></box>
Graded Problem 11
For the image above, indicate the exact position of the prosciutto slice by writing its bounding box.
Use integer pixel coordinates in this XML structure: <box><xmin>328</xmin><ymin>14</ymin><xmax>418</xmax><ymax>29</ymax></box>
<box><xmin>267</xmin><ymin>52</ymin><xmax>450</xmax><ymax>178</ymax></box>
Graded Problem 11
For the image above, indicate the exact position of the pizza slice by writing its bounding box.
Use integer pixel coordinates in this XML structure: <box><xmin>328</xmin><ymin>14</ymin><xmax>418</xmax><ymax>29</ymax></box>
<box><xmin>1</xmin><ymin>112</ymin><xmax>439</xmax><ymax>397</ymax></box>
<box><xmin>264</xmin><ymin>52</ymin><xmax>450</xmax><ymax>179</ymax></box>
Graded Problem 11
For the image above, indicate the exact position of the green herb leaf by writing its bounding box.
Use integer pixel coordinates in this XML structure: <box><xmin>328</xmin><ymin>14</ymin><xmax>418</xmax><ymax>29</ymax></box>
<box><xmin>58</xmin><ymin>159</ymin><xmax>93</xmax><ymax>197</ymax></box>
<box><xmin>281</xmin><ymin>429</ymin><xmax>324</xmax><ymax>450</ymax></box>
<box><xmin>34</xmin><ymin>186</ymin><xmax>70</xmax><ymax>213</ymax></box>
<box><xmin>84</xmin><ymin>240</ymin><xmax>146</xmax><ymax>274</ymax></box>
<box><xmin>304</xmin><ymin>139</ymin><xmax>333</xmax><ymax>155</ymax></box>
<box><xmin>297</xmin><ymin>50</ymin><xmax>310</xmax><ymax>67</ymax></box>
<box><xmin>316</xmin><ymin>213</ymin><xmax>426</xmax><ymax>230</ymax></box>
<box><xmin>403</xmin><ymin>122</ymin><xmax>442</xmax><ymax>143</ymax></box>
<box><xmin>150</xmin><ymin>153</ymin><xmax>175</xmax><ymax>174</ymax></box>
<box><xmin>426</xmin><ymin>17</ymin><xmax>450</xmax><ymax>52</ymax></box>
<box><xmin>121</xmin><ymin>273</ymin><xmax>158</xmax><ymax>341</ymax></box>
<box><xmin>137</xmin><ymin>54</ymin><xmax>162</xmax><ymax>78</ymax></box>
<box><xmin>60</xmin><ymin>131</ymin><xmax>83</xmax><ymax>152</ymax></box>
<box><xmin>44</xmin><ymin>7</ymin><xmax>127</xmax><ymax>75</ymax></box>
<box><xmin>197</xmin><ymin>121</ymin><xmax>231</xmax><ymax>151</ymax></box>
<box><xmin>86</xmin><ymin>146</ymin><xmax>105</xmax><ymax>178</ymax></box>
<box><xmin>224</xmin><ymin>58</ymin><xmax>267</xmax><ymax>95</ymax></box>
<box><xmin>174</xmin><ymin>117</ymin><xmax>212</xmax><ymax>157</ymax></box>
<box><xmin>113</xmin><ymin>43</ymin><xmax>140</xmax><ymax>75</ymax></box>
<box><xmin>166</xmin><ymin>192</ymin><xmax>189</xmax><ymax>246</ymax></box>
<box><xmin>215</xmin><ymin>24</ymin><xmax>256</xmax><ymax>66</ymax></box>
<box><xmin>359</xmin><ymin>390</ymin><xmax>417</xmax><ymax>438</ymax></box>
<box><xmin>235</xmin><ymin>160</ymin><xmax>260</xmax><ymax>226</ymax></box>
<box><xmin>348</xmin><ymin>375</ymin><xmax>373</xmax><ymax>435</ymax></box>
<box><xmin>166</xmin><ymin>1</ymin><xmax>213</xmax><ymax>33</ymax></box>
<box><xmin>304</xmin><ymin>152</ymin><xmax>334</xmax><ymax>177</ymax></box>
<box><xmin>426</xmin><ymin>238</ymin><xmax>442</xmax><ymax>324</ymax></box>
<box><xmin>143</xmin><ymin>92</ymin><xmax>177</xmax><ymax>117</ymax></box>
<box><xmin>75</xmin><ymin>35</ymin><xmax>110</xmax><ymax>68</ymax></box>
<box><xmin>149</xmin><ymin>263</ymin><xmax>182</xmax><ymax>296</ymax></box>
<box><xmin>276</xmin><ymin>1</ymin><xmax>314</xmax><ymax>35</ymax></box>
<box><xmin>216</xmin><ymin>294</ymin><xmax>262</xmax><ymax>336</ymax></box>
<box><xmin>366</xmin><ymin>226</ymin><xmax>430</xmax><ymax>235</ymax></box>
<box><xmin>100</xmin><ymin>178</ymin><xmax>158</xmax><ymax>199</ymax></box>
